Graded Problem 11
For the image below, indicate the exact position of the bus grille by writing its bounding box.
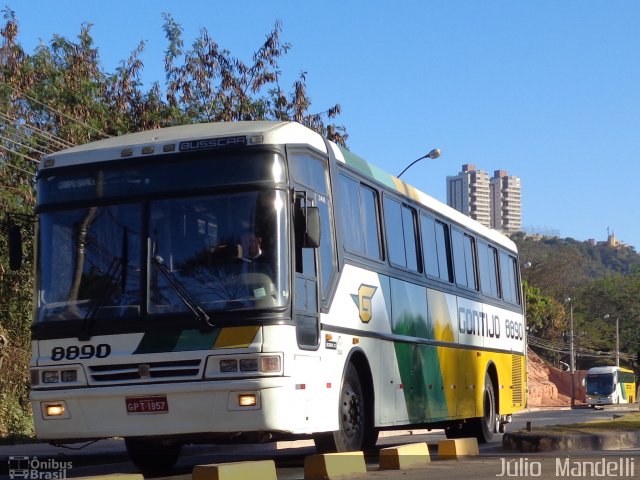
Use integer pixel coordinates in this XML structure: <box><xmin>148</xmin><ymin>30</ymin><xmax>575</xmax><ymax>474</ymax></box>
<box><xmin>511</xmin><ymin>355</ymin><xmax>523</xmax><ymax>406</ymax></box>
<box><xmin>88</xmin><ymin>359</ymin><xmax>202</xmax><ymax>383</ymax></box>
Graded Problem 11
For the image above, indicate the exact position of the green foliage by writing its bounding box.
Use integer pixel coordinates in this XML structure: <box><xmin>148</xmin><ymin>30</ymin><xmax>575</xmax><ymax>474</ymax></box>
<box><xmin>0</xmin><ymin>9</ymin><xmax>347</xmax><ymax>437</ymax></box>
<box><xmin>523</xmin><ymin>281</ymin><xmax>565</xmax><ymax>338</ymax></box>
<box><xmin>514</xmin><ymin>233</ymin><xmax>640</xmax><ymax>370</ymax></box>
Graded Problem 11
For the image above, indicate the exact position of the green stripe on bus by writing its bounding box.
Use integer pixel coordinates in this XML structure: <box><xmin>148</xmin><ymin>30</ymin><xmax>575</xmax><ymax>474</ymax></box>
<box><xmin>133</xmin><ymin>328</ymin><xmax>220</xmax><ymax>354</ymax></box>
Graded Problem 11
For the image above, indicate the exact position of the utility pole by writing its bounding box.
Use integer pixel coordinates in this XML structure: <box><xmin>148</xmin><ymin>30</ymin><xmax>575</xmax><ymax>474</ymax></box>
<box><xmin>565</xmin><ymin>298</ymin><xmax>575</xmax><ymax>408</ymax></box>
<box><xmin>604</xmin><ymin>314</ymin><xmax>620</xmax><ymax>367</ymax></box>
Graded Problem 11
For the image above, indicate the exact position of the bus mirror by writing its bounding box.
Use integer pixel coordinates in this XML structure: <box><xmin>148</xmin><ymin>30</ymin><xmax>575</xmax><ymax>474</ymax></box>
<box><xmin>8</xmin><ymin>224</ymin><xmax>23</xmax><ymax>271</ymax></box>
<box><xmin>304</xmin><ymin>207</ymin><xmax>321</xmax><ymax>248</ymax></box>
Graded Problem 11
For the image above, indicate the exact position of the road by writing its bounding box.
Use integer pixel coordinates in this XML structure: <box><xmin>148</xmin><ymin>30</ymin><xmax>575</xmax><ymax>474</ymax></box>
<box><xmin>2</xmin><ymin>405</ymin><xmax>638</xmax><ymax>479</ymax></box>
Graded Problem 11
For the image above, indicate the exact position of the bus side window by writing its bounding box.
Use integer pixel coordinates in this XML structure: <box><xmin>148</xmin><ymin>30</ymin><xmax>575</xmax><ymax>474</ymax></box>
<box><xmin>452</xmin><ymin>228</ymin><xmax>477</xmax><ymax>290</ymax></box>
<box><xmin>421</xmin><ymin>214</ymin><xmax>452</xmax><ymax>283</ymax></box>
<box><xmin>337</xmin><ymin>174</ymin><xmax>382</xmax><ymax>261</ymax></box>
<box><xmin>478</xmin><ymin>241</ymin><xmax>500</xmax><ymax>298</ymax></box>
<box><xmin>383</xmin><ymin>196</ymin><xmax>420</xmax><ymax>272</ymax></box>
<box><xmin>499</xmin><ymin>252</ymin><xmax>520</xmax><ymax>304</ymax></box>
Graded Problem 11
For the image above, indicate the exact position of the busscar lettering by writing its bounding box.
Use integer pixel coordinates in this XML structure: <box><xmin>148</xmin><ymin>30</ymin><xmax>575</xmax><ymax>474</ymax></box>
<box><xmin>179</xmin><ymin>136</ymin><xmax>247</xmax><ymax>152</ymax></box>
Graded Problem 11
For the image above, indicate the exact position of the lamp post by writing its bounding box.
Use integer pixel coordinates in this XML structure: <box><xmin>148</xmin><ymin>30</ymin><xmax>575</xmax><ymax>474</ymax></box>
<box><xmin>564</xmin><ymin>297</ymin><xmax>575</xmax><ymax>408</ymax></box>
<box><xmin>396</xmin><ymin>148</ymin><xmax>441</xmax><ymax>178</ymax></box>
<box><xmin>604</xmin><ymin>314</ymin><xmax>620</xmax><ymax>367</ymax></box>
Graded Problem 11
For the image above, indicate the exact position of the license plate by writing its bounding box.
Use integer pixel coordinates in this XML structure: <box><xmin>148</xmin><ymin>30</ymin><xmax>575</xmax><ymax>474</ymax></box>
<box><xmin>125</xmin><ymin>395</ymin><xmax>168</xmax><ymax>414</ymax></box>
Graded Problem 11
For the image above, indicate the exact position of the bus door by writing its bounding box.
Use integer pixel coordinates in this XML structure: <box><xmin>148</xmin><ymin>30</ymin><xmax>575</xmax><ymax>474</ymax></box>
<box><xmin>289</xmin><ymin>151</ymin><xmax>338</xmax><ymax>350</ymax></box>
<box><xmin>293</xmin><ymin>189</ymin><xmax>320</xmax><ymax>349</ymax></box>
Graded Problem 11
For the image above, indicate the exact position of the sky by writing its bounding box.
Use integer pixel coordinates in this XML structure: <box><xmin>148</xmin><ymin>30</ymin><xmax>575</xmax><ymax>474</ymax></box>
<box><xmin>7</xmin><ymin>1</ymin><xmax>640</xmax><ymax>249</ymax></box>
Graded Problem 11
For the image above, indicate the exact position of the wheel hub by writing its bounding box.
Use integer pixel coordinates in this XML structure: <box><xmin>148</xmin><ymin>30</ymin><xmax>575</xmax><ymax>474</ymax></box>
<box><xmin>340</xmin><ymin>384</ymin><xmax>362</xmax><ymax>437</ymax></box>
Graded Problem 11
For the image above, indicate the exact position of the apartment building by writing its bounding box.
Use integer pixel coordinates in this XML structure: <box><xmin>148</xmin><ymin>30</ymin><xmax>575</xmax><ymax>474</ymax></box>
<box><xmin>490</xmin><ymin>170</ymin><xmax>522</xmax><ymax>233</ymax></box>
<box><xmin>446</xmin><ymin>164</ymin><xmax>491</xmax><ymax>228</ymax></box>
<box><xmin>447</xmin><ymin>165</ymin><xmax>522</xmax><ymax>233</ymax></box>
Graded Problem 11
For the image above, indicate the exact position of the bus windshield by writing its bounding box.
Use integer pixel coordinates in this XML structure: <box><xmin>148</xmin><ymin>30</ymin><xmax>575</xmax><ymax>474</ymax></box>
<box><xmin>585</xmin><ymin>373</ymin><xmax>615</xmax><ymax>395</ymax></box>
<box><xmin>36</xmin><ymin>190</ymin><xmax>288</xmax><ymax>323</ymax></box>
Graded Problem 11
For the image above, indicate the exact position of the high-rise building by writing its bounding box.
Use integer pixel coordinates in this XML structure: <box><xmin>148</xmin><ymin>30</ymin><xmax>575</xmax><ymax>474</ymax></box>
<box><xmin>446</xmin><ymin>164</ymin><xmax>491</xmax><ymax>228</ymax></box>
<box><xmin>446</xmin><ymin>165</ymin><xmax>522</xmax><ymax>233</ymax></box>
<box><xmin>490</xmin><ymin>170</ymin><xmax>522</xmax><ymax>233</ymax></box>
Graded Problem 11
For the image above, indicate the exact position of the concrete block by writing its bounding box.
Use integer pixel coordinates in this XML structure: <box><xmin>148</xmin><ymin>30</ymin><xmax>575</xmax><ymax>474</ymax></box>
<box><xmin>192</xmin><ymin>460</ymin><xmax>277</xmax><ymax>480</ymax></box>
<box><xmin>73</xmin><ymin>476</ymin><xmax>144</xmax><ymax>480</ymax></box>
<box><xmin>304</xmin><ymin>452</ymin><xmax>367</xmax><ymax>480</ymax></box>
<box><xmin>438</xmin><ymin>438</ymin><xmax>479</xmax><ymax>459</ymax></box>
<box><xmin>379</xmin><ymin>442</ymin><xmax>431</xmax><ymax>470</ymax></box>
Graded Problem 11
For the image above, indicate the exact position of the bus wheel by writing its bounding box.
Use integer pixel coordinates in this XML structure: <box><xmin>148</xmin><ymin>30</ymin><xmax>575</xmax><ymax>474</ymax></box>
<box><xmin>125</xmin><ymin>437</ymin><xmax>182</xmax><ymax>474</ymax></box>
<box><xmin>471</xmin><ymin>372</ymin><xmax>496</xmax><ymax>443</ymax></box>
<box><xmin>315</xmin><ymin>362</ymin><xmax>374</xmax><ymax>452</ymax></box>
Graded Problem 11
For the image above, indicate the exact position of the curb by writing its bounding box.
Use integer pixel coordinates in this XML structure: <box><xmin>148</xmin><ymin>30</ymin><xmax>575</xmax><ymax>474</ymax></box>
<box><xmin>502</xmin><ymin>430</ymin><xmax>640</xmax><ymax>452</ymax></box>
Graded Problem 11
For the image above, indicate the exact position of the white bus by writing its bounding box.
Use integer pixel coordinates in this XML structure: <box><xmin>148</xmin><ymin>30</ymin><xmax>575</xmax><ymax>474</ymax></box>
<box><xmin>585</xmin><ymin>366</ymin><xmax>636</xmax><ymax>407</ymax></box>
<box><xmin>20</xmin><ymin>121</ymin><xmax>526</xmax><ymax>473</ymax></box>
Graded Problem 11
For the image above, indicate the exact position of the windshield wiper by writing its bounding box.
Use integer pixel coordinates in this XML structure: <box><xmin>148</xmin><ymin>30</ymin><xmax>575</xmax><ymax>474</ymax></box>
<box><xmin>152</xmin><ymin>255</ymin><xmax>214</xmax><ymax>328</ymax></box>
<box><xmin>78</xmin><ymin>256</ymin><xmax>123</xmax><ymax>340</ymax></box>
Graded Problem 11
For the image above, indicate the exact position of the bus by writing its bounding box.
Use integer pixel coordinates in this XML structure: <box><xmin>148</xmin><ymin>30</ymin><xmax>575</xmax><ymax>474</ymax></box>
<box><xmin>18</xmin><ymin>121</ymin><xmax>526</xmax><ymax>472</ymax></box>
<box><xmin>585</xmin><ymin>366</ymin><xmax>636</xmax><ymax>407</ymax></box>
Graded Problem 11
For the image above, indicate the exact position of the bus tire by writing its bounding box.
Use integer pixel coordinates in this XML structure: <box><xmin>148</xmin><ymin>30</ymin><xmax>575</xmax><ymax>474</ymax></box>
<box><xmin>314</xmin><ymin>362</ymin><xmax>375</xmax><ymax>452</ymax></box>
<box><xmin>470</xmin><ymin>372</ymin><xmax>496</xmax><ymax>443</ymax></box>
<box><xmin>125</xmin><ymin>437</ymin><xmax>182</xmax><ymax>474</ymax></box>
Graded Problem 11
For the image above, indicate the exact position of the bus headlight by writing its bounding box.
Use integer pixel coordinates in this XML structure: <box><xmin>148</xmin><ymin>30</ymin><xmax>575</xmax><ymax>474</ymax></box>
<box><xmin>261</xmin><ymin>356</ymin><xmax>281</xmax><ymax>373</ymax></box>
<box><xmin>43</xmin><ymin>371</ymin><xmax>60</xmax><ymax>383</ymax></box>
<box><xmin>239</xmin><ymin>358</ymin><xmax>258</xmax><ymax>372</ymax></box>
<box><xmin>219</xmin><ymin>359</ymin><xmax>238</xmax><ymax>372</ymax></box>
<box><xmin>205</xmin><ymin>354</ymin><xmax>283</xmax><ymax>378</ymax></box>
<box><xmin>31</xmin><ymin>366</ymin><xmax>87</xmax><ymax>389</ymax></box>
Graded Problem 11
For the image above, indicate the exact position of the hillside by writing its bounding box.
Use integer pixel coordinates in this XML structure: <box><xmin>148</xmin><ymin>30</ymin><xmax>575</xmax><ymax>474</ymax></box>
<box><xmin>512</xmin><ymin>232</ymin><xmax>640</xmax><ymax>288</ymax></box>
<box><xmin>527</xmin><ymin>348</ymin><xmax>570</xmax><ymax>406</ymax></box>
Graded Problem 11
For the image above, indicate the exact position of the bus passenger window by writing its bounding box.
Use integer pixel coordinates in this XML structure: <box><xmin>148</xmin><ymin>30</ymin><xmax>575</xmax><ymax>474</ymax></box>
<box><xmin>338</xmin><ymin>175</ymin><xmax>364</xmax><ymax>253</ymax></box>
<box><xmin>361</xmin><ymin>186</ymin><xmax>382</xmax><ymax>259</ymax></box>
<box><xmin>337</xmin><ymin>175</ymin><xmax>382</xmax><ymax>261</ymax></box>
<box><xmin>478</xmin><ymin>241</ymin><xmax>500</xmax><ymax>298</ymax></box>
<box><xmin>499</xmin><ymin>252</ymin><xmax>520</xmax><ymax>304</ymax></box>
<box><xmin>421</xmin><ymin>214</ymin><xmax>452</xmax><ymax>282</ymax></box>
<box><xmin>452</xmin><ymin>228</ymin><xmax>477</xmax><ymax>290</ymax></box>
<box><xmin>383</xmin><ymin>197</ymin><xmax>420</xmax><ymax>272</ymax></box>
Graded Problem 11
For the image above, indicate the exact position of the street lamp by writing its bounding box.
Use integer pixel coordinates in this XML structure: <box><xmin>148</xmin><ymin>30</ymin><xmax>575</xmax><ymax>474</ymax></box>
<box><xmin>564</xmin><ymin>297</ymin><xmax>575</xmax><ymax>408</ymax></box>
<box><xmin>396</xmin><ymin>148</ymin><xmax>441</xmax><ymax>178</ymax></box>
<box><xmin>604</xmin><ymin>314</ymin><xmax>620</xmax><ymax>367</ymax></box>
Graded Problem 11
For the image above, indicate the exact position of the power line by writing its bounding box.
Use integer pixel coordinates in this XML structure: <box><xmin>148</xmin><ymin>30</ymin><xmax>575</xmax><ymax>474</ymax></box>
<box><xmin>0</xmin><ymin>144</ymin><xmax>41</xmax><ymax>166</ymax></box>
<box><xmin>0</xmin><ymin>111</ymin><xmax>75</xmax><ymax>149</ymax></box>
<box><xmin>0</xmin><ymin>79</ymin><xmax>110</xmax><ymax>139</ymax></box>
<box><xmin>528</xmin><ymin>333</ymin><xmax>635</xmax><ymax>362</ymax></box>
<box><xmin>0</xmin><ymin>121</ymin><xmax>57</xmax><ymax>154</ymax></box>
<box><xmin>0</xmin><ymin>132</ymin><xmax>47</xmax><ymax>160</ymax></box>
<box><xmin>0</xmin><ymin>159</ymin><xmax>36</xmax><ymax>176</ymax></box>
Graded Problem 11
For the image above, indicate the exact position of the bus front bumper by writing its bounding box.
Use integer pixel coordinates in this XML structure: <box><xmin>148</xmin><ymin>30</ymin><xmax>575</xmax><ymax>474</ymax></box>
<box><xmin>31</xmin><ymin>377</ymin><xmax>311</xmax><ymax>441</ymax></box>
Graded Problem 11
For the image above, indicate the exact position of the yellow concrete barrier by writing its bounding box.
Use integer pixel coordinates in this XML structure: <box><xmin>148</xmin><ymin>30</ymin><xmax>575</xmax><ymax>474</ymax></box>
<box><xmin>73</xmin><ymin>476</ymin><xmax>144</xmax><ymax>480</ymax></box>
<box><xmin>192</xmin><ymin>460</ymin><xmax>277</xmax><ymax>480</ymax></box>
<box><xmin>438</xmin><ymin>438</ymin><xmax>480</xmax><ymax>459</ymax></box>
<box><xmin>379</xmin><ymin>442</ymin><xmax>431</xmax><ymax>470</ymax></box>
<box><xmin>304</xmin><ymin>452</ymin><xmax>367</xmax><ymax>480</ymax></box>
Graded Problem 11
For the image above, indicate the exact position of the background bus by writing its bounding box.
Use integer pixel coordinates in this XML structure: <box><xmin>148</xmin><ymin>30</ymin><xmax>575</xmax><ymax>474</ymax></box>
<box><xmin>585</xmin><ymin>366</ymin><xmax>636</xmax><ymax>407</ymax></box>
<box><xmin>17</xmin><ymin>121</ymin><xmax>526</xmax><ymax>473</ymax></box>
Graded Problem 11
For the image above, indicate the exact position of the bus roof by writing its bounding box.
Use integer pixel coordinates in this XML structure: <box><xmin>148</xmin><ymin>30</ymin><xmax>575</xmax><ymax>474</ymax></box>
<box><xmin>587</xmin><ymin>366</ymin><xmax>634</xmax><ymax>374</ymax></box>
<box><xmin>40</xmin><ymin>121</ymin><xmax>326</xmax><ymax>169</ymax></box>
<box><xmin>42</xmin><ymin>120</ymin><xmax>516</xmax><ymax>252</ymax></box>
